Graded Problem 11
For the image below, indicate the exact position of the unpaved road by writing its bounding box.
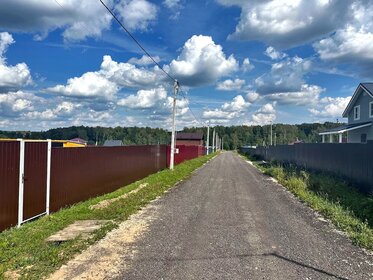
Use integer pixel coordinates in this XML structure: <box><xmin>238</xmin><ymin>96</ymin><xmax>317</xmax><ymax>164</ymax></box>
<box><xmin>50</xmin><ymin>151</ymin><xmax>372</xmax><ymax>280</ymax></box>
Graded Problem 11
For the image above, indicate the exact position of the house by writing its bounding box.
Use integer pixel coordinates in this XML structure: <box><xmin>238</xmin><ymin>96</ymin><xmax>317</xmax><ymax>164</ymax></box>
<box><xmin>103</xmin><ymin>140</ymin><xmax>123</xmax><ymax>147</ymax></box>
<box><xmin>319</xmin><ymin>83</ymin><xmax>373</xmax><ymax>143</ymax></box>
<box><xmin>67</xmin><ymin>138</ymin><xmax>87</xmax><ymax>147</ymax></box>
<box><xmin>176</xmin><ymin>132</ymin><xmax>204</xmax><ymax>146</ymax></box>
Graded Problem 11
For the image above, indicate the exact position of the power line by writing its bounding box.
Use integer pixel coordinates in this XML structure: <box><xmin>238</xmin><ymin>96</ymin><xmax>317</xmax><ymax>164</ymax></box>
<box><xmin>179</xmin><ymin>89</ymin><xmax>207</xmax><ymax>126</ymax></box>
<box><xmin>99</xmin><ymin>0</ymin><xmax>176</xmax><ymax>83</ymax></box>
<box><xmin>55</xmin><ymin>0</ymin><xmax>207</xmax><ymax>126</ymax></box>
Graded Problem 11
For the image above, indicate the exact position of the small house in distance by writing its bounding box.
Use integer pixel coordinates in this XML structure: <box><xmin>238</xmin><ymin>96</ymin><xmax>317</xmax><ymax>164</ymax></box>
<box><xmin>103</xmin><ymin>140</ymin><xmax>123</xmax><ymax>147</ymax></box>
<box><xmin>320</xmin><ymin>83</ymin><xmax>373</xmax><ymax>143</ymax></box>
<box><xmin>176</xmin><ymin>132</ymin><xmax>203</xmax><ymax>146</ymax></box>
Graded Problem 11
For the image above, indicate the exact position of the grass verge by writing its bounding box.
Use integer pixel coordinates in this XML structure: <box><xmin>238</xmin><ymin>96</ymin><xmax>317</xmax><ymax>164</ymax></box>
<box><xmin>0</xmin><ymin>153</ymin><xmax>217</xmax><ymax>280</ymax></box>
<box><xmin>241</xmin><ymin>153</ymin><xmax>373</xmax><ymax>251</ymax></box>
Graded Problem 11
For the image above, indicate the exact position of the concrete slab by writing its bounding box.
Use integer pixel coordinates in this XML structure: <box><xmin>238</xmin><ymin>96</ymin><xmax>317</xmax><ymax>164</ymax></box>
<box><xmin>46</xmin><ymin>220</ymin><xmax>111</xmax><ymax>242</ymax></box>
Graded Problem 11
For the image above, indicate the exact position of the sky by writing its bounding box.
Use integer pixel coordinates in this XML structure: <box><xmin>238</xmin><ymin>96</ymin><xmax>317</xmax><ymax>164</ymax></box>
<box><xmin>0</xmin><ymin>0</ymin><xmax>372</xmax><ymax>131</ymax></box>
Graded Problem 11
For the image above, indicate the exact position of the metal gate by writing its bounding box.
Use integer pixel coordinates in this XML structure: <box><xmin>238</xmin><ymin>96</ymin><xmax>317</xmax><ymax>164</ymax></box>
<box><xmin>17</xmin><ymin>139</ymin><xmax>52</xmax><ymax>226</ymax></box>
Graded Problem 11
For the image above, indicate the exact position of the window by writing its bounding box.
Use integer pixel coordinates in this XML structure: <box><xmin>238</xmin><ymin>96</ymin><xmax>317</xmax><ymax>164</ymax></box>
<box><xmin>370</xmin><ymin>102</ymin><xmax>373</xmax><ymax>118</ymax></box>
<box><xmin>354</xmin><ymin>105</ymin><xmax>360</xmax><ymax>120</ymax></box>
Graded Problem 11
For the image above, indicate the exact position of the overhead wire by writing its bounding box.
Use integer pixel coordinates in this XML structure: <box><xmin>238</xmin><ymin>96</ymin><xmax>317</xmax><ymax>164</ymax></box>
<box><xmin>54</xmin><ymin>0</ymin><xmax>207</xmax><ymax>127</ymax></box>
<box><xmin>98</xmin><ymin>0</ymin><xmax>207</xmax><ymax>127</ymax></box>
<box><xmin>98</xmin><ymin>0</ymin><xmax>176</xmax><ymax>83</ymax></box>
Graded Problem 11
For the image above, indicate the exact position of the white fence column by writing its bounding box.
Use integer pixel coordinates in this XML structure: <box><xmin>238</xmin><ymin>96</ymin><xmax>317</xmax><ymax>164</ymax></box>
<box><xmin>17</xmin><ymin>139</ymin><xmax>25</xmax><ymax>227</ymax></box>
<box><xmin>46</xmin><ymin>139</ymin><xmax>52</xmax><ymax>215</ymax></box>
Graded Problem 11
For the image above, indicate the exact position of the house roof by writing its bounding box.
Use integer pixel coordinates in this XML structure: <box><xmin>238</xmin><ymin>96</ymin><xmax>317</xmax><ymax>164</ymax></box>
<box><xmin>103</xmin><ymin>140</ymin><xmax>123</xmax><ymax>146</ymax></box>
<box><xmin>342</xmin><ymin>83</ymin><xmax>373</xmax><ymax>117</ymax></box>
<box><xmin>319</xmin><ymin>121</ymin><xmax>372</xmax><ymax>135</ymax></box>
<box><xmin>176</xmin><ymin>133</ymin><xmax>203</xmax><ymax>140</ymax></box>
<box><xmin>69</xmin><ymin>138</ymin><xmax>87</xmax><ymax>144</ymax></box>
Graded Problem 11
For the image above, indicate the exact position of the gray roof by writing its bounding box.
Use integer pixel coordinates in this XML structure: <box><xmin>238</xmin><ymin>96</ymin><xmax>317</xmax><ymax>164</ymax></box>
<box><xmin>176</xmin><ymin>133</ymin><xmax>203</xmax><ymax>140</ymax></box>
<box><xmin>319</xmin><ymin>121</ymin><xmax>372</xmax><ymax>135</ymax></box>
<box><xmin>103</xmin><ymin>140</ymin><xmax>123</xmax><ymax>146</ymax></box>
<box><xmin>361</xmin><ymin>83</ymin><xmax>373</xmax><ymax>94</ymax></box>
<box><xmin>343</xmin><ymin>83</ymin><xmax>373</xmax><ymax>117</ymax></box>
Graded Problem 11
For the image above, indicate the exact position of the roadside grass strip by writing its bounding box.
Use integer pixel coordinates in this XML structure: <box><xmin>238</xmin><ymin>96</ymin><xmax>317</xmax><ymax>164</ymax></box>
<box><xmin>0</xmin><ymin>153</ymin><xmax>217</xmax><ymax>280</ymax></box>
<box><xmin>241</xmin><ymin>153</ymin><xmax>373</xmax><ymax>251</ymax></box>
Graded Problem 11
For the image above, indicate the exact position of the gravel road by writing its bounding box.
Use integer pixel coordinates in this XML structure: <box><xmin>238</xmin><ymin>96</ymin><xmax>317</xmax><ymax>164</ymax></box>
<box><xmin>51</xmin><ymin>151</ymin><xmax>373</xmax><ymax>280</ymax></box>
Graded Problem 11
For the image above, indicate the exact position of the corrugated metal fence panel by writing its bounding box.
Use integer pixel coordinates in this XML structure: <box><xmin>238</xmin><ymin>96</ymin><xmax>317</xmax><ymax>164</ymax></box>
<box><xmin>166</xmin><ymin>145</ymin><xmax>205</xmax><ymax>167</ymax></box>
<box><xmin>241</xmin><ymin>142</ymin><xmax>373</xmax><ymax>193</ymax></box>
<box><xmin>0</xmin><ymin>141</ymin><xmax>19</xmax><ymax>231</ymax></box>
<box><xmin>23</xmin><ymin>142</ymin><xmax>48</xmax><ymax>220</ymax></box>
<box><xmin>50</xmin><ymin>145</ymin><xmax>167</xmax><ymax>212</ymax></box>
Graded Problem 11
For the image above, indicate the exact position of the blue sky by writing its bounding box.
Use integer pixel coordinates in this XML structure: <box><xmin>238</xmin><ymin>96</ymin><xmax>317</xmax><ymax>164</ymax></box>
<box><xmin>0</xmin><ymin>0</ymin><xmax>371</xmax><ymax>131</ymax></box>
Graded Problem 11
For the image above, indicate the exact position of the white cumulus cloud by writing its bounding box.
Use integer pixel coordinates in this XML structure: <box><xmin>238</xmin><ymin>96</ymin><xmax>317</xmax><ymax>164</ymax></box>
<box><xmin>309</xmin><ymin>96</ymin><xmax>351</xmax><ymax>118</ymax></box>
<box><xmin>115</xmin><ymin>0</ymin><xmax>158</xmax><ymax>32</ymax></box>
<box><xmin>168</xmin><ymin>35</ymin><xmax>238</xmax><ymax>86</ymax></box>
<box><xmin>46</xmin><ymin>71</ymin><xmax>118</xmax><ymax>100</ymax></box>
<box><xmin>118</xmin><ymin>87</ymin><xmax>167</xmax><ymax>109</ymax></box>
<box><xmin>216</xmin><ymin>78</ymin><xmax>245</xmax><ymax>91</ymax></box>
<box><xmin>0</xmin><ymin>32</ymin><xmax>32</xmax><ymax>92</ymax></box>
<box><xmin>218</xmin><ymin>0</ymin><xmax>350</xmax><ymax>48</ymax></box>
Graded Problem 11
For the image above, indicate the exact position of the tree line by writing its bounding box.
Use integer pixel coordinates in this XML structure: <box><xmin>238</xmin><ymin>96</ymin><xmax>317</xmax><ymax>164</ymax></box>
<box><xmin>0</xmin><ymin>122</ymin><xmax>342</xmax><ymax>149</ymax></box>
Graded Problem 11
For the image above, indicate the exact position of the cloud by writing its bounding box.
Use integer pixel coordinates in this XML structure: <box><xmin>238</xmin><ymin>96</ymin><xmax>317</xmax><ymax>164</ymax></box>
<box><xmin>0</xmin><ymin>32</ymin><xmax>32</xmax><ymax>92</ymax></box>
<box><xmin>217</xmin><ymin>0</ymin><xmax>350</xmax><ymax>48</ymax></box>
<box><xmin>163</xmin><ymin>0</ymin><xmax>184</xmax><ymax>20</ymax></box>
<box><xmin>309</xmin><ymin>96</ymin><xmax>351</xmax><ymax>118</ymax></box>
<box><xmin>0</xmin><ymin>91</ymin><xmax>39</xmax><ymax>117</ymax></box>
<box><xmin>168</xmin><ymin>35</ymin><xmax>238</xmax><ymax>86</ymax></box>
<box><xmin>100</xmin><ymin>55</ymin><xmax>162</xmax><ymax>88</ymax></box>
<box><xmin>118</xmin><ymin>87</ymin><xmax>167</xmax><ymax>109</ymax></box>
<box><xmin>127</xmin><ymin>54</ymin><xmax>160</xmax><ymax>66</ymax></box>
<box><xmin>0</xmin><ymin>0</ymin><xmax>115</xmax><ymax>41</ymax></box>
<box><xmin>249</xmin><ymin>102</ymin><xmax>276</xmax><ymax>125</ymax></box>
<box><xmin>255</xmin><ymin>56</ymin><xmax>312</xmax><ymax>94</ymax></box>
<box><xmin>46</xmin><ymin>71</ymin><xmax>118</xmax><ymax>100</ymax></box>
<box><xmin>242</xmin><ymin>58</ymin><xmax>254</xmax><ymax>72</ymax></box>
<box><xmin>266</xmin><ymin>84</ymin><xmax>324</xmax><ymax>106</ymax></box>
<box><xmin>203</xmin><ymin>95</ymin><xmax>250</xmax><ymax>122</ymax></box>
<box><xmin>313</xmin><ymin>1</ymin><xmax>373</xmax><ymax>75</ymax></box>
<box><xmin>216</xmin><ymin>78</ymin><xmax>245</xmax><ymax>91</ymax></box>
<box><xmin>25</xmin><ymin>101</ymin><xmax>80</xmax><ymax>120</ymax></box>
<box><xmin>115</xmin><ymin>0</ymin><xmax>158</xmax><ymax>32</ymax></box>
<box><xmin>246</xmin><ymin>92</ymin><xmax>260</xmax><ymax>103</ymax></box>
<box><xmin>264</xmin><ymin>46</ymin><xmax>287</xmax><ymax>60</ymax></box>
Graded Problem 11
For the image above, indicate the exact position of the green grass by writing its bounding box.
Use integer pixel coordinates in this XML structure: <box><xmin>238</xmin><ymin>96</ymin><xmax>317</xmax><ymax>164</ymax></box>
<box><xmin>0</xmin><ymin>153</ymin><xmax>217</xmax><ymax>280</ymax></box>
<box><xmin>241</xmin><ymin>153</ymin><xmax>373</xmax><ymax>251</ymax></box>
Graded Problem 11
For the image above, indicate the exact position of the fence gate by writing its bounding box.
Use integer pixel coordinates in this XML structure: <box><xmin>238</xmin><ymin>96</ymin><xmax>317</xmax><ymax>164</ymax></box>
<box><xmin>18</xmin><ymin>139</ymin><xmax>51</xmax><ymax>226</ymax></box>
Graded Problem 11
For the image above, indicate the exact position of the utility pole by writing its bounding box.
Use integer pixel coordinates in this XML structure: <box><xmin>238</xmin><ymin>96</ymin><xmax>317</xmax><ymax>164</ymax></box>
<box><xmin>206</xmin><ymin>125</ymin><xmax>210</xmax><ymax>155</ymax></box>
<box><xmin>169</xmin><ymin>80</ymin><xmax>179</xmax><ymax>170</ymax></box>
<box><xmin>221</xmin><ymin>138</ymin><xmax>223</xmax><ymax>151</ymax></box>
<box><xmin>216</xmin><ymin>133</ymin><xmax>219</xmax><ymax>151</ymax></box>
<box><xmin>212</xmin><ymin>128</ymin><xmax>215</xmax><ymax>153</ymax></box>
<box><xmin>274</xmin><ymin>132</ymin><xmax>277</xmax><ymax>146</ymax></box>
<box><xmin>270</xmin><ymin>122</ymin><xmax>273</xmax><ymax>146</ymax></box>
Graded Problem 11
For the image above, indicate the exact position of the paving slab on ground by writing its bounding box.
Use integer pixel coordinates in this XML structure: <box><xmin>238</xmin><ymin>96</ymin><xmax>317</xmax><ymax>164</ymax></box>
<box><xmin>47</xmin><ymin>220</ymin><xmax>111</xmax><ymax>242</ymax></box>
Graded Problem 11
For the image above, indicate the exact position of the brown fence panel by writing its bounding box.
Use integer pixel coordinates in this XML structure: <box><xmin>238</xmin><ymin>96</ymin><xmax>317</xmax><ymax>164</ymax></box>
<box><xmin>0</xmin><ymin>141</ymin><xmax>19</xmax><ymax>231</ymax></box>
<box><xmin>23</xmin><ymin>142</ymin><xmax>48</xmax><ymax>220</ymax></box>
<box><xmin>50</xmin><ymin>145</ymin><xmax>167</xmax><ymax>211</ymax></box>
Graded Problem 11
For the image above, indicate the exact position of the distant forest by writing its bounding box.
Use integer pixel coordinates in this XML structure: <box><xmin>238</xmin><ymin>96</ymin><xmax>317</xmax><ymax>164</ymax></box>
<box><xmin>0</xmin><ymin>122</ymin><xmax>342</xmax><ymax>150</ymax></box>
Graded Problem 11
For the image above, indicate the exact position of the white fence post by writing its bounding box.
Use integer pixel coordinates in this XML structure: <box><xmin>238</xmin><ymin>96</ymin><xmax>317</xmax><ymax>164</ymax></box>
<box><xmin>17</xmin><ymin>139</ymin><xmax>25</xmax><ymax>227</ymax></box>
<box><xmin>46</xmin><ymin>139</ymin><xmax>52</xmax><ymax>215</ymax></box>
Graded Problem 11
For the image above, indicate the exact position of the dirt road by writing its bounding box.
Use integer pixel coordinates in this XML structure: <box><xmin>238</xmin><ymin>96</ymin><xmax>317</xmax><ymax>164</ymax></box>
<box><xmin>50</xmin><ymin>151</ymin><xmax>372</xmax><ymax>279</ymax></box>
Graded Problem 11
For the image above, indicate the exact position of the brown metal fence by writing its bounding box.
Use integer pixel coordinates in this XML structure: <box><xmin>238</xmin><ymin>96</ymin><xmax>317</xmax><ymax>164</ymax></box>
<box><xmin>0</xmin><ymin>144</ymin><xmax>167</xmax><ymax>231</ymax></box>
<box><xmin>241</xmin><ymin>141</ymin><xmax>373</xmax><ymax>193</ymax></box>
<box><xmin>0</xmin><ymin>141</ymin><xmax>19</xmax><ymax>231</ymax></box>
<box><xmin>24</xmin><ymin>142</ymin><xmax>48</xmax><ymax>221</ymax></box>
<box><xmin>50</xmin><ymin>145</ymin><xmax>167</xmax><ymax>211</ymax></box>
